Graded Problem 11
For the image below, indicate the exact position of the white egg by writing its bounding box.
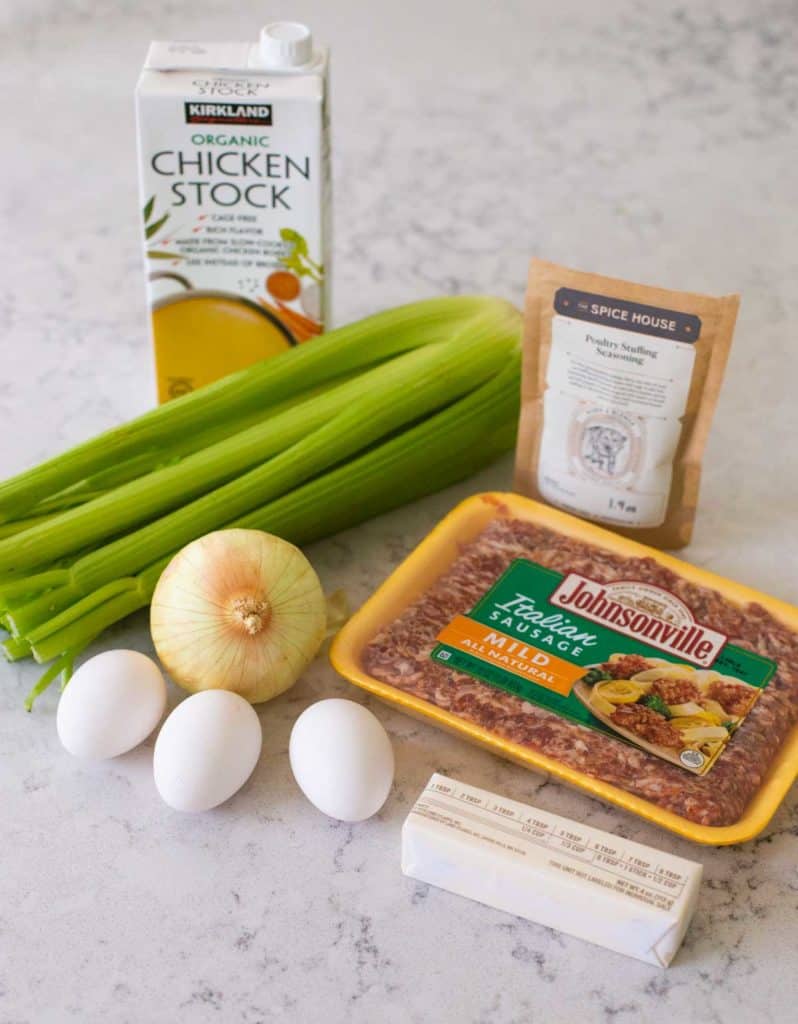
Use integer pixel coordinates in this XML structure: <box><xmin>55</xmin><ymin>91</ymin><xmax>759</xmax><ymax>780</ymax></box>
<box><xmin>56</xmin><ymin>649</ymin><xmax>167</xmax><ymax>760</ymax></box>
<box><xmin>289</xmin><ymin>699</ymin><xmax>394</xmax><ymax>821</ymax></box>
<box><xmin>153</xmin><ymin>690</ymin><xmax>262</xmax><ymax>812</ymax></box>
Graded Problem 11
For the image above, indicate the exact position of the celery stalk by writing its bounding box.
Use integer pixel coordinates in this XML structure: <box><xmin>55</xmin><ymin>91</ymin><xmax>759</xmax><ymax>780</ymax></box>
<box><xmin>25</xmin><ymin>579</ymin><xmax>140</xmax><ymax>645</ymax></box>
<box><xmin>23</xmin><ymin>353</ymin><xmax>519</xmax><ymax>670</ymax></box>
<box><xmin>24</xmin><ymin>643</ymin><xmax>91</xmax><ymax>709</ymax></box>
<box><xmin>236</xmin><ymin>355</ymin><xmax>521</xmax><ymax>544</ymax></box>
<box><xmin>3</xmin><ymin>635</ymin><xmax>32</xmax><ymax>661</ymax></box>
<box><xmin>5</xmin><ymin>297</ymin><xmax>523</xmax><ymax>701</ymax></box>
<box><xmin>0</xmin><ymin>514</ymin><xmax>56</xmax><ymax>540</ymax></box>
<box><xmin>30</xmin><ymin>588</ymin><xmax>156</xmax><ymax>665</ymax></box>
<box><xmin>0</xmin><ymin>297</ymin><xmax>497</xmax><ymax>522</ymax></box>
<box><xmin>0</xmin><ymin>309</ymin><xmax>517</xmax><ymax>573</ymax></box>
<box><xmin>0</xmin><ymin>569</ymin><xmax>72</xmax><ymax>606</ymax></box>
<box><xmin>53</xmin><ymin>311</ymin><xmax>517</xmax><ymax>593</ymax></box>
<box><xmin>21</xmin><ymin>368</ymin><xmax>369</xmax><ymax>520</ymax></box>
<box><xmin>4</xmin><ymin>585</ymin><xmax>83</xmax><ymax>637</ymax></box>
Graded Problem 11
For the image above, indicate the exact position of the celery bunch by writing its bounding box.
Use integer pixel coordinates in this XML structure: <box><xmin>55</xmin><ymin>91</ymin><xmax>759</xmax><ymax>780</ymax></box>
<box><xmin>0</xmin><ymin>297</ymin><xmax>522</xmax><ymax>706</ymax></box>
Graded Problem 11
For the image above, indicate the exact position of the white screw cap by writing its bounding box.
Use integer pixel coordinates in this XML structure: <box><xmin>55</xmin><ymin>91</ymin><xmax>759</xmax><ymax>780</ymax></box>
<box><xmin>259</xmin><ymin>21</ymin><xmax>313</xmax><ymax>69</ymax></box>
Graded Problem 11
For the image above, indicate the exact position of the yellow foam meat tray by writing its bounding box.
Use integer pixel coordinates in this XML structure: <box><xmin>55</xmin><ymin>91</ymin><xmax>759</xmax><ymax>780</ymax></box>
<box><xmin>330</xmin><ymin>492</ymin><xmax>798</xmax><ymax>845</ymax></box>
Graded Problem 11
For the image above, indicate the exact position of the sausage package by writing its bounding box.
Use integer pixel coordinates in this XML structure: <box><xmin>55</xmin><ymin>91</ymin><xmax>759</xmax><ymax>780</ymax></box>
<box><xmin>514</xmin><ymin>260</ymin><xmax>739</xmax><ymax>548</ymax></box>
<box><xmin>331</xmin><ymin>493</ymin><xmax>798</xmax><ymax>845</ymax></box>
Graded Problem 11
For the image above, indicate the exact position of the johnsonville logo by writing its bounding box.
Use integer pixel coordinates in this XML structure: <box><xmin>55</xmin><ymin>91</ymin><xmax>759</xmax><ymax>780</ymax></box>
<box><xmin>184</xmin><ymin>102</ymin><xmax>272</xmax><ymax>125</ymax></box>
<box><xmin>550</xmin><ymin>573</ymin><xmax>727</xmax><ymax>667</ymax></box>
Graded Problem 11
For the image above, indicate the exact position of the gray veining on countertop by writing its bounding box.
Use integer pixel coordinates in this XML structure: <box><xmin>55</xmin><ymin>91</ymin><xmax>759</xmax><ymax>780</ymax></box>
<box><xmin>1</xmin><ymin>1</ymin><xmax>797</xmax><ymax>1021</ymax></box>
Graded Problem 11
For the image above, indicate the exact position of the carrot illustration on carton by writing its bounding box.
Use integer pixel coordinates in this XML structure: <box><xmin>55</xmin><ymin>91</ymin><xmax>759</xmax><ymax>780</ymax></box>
<box><xmin>259</xmin><ymin>228</ymin><xmax>324</xmax><ymax>342</ymax></box>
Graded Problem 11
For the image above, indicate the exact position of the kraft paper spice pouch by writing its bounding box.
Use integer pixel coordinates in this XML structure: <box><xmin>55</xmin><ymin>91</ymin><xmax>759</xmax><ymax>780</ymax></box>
<box><xmin>514</xmin><ymin>260</ymin><xmax>739</xmax><ymax>549</ymax></box>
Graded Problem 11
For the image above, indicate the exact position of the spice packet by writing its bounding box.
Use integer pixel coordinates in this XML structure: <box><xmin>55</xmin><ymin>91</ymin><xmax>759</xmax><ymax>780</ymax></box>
<box><xmin>514</xmin><ymin>259</ymin><xmax>739</xmax><ymax>548</ymax></box>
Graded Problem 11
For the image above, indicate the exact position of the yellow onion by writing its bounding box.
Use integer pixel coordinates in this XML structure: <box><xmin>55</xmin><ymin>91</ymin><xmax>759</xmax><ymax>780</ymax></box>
<box><xmin>150</xmin><ymin>529</ymin><xmax>326</xmax><ymax>703</ymax></box>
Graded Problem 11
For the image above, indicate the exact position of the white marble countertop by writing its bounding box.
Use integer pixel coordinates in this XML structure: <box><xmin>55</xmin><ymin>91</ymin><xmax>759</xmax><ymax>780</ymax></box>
<box><xmin>2</xmin><ymin>1</ymin><xmax>797</xmax><ymax>1021</ymax></box>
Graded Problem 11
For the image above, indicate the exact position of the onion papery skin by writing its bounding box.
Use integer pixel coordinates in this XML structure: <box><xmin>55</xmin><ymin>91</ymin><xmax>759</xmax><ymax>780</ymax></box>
<box><xmin>150</xmin><ymin>529</ymin><xmax>326</xmax><ymax>703</ymax></box>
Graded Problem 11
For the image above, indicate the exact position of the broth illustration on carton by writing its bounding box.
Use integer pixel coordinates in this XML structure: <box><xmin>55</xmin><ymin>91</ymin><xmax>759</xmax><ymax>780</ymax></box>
<box><xmin>136</xmin><ymin>22</ymin><xmax>330</xmax><ymax>402</ymax></box>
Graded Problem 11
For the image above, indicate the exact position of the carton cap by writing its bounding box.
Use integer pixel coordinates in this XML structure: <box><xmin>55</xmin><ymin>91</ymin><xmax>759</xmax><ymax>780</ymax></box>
<box><xmin>258</xmin><ymin>22</ymin><xmax>314</xmax><ymax>69</ymax></box>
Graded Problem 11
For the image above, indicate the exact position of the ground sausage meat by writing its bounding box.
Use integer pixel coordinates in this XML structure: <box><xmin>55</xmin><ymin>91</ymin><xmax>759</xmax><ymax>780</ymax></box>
<box><xmin>611</xmin><ymin>704</ymin><xmax>684</xmax><ymax>749</ymax></box>
<box><xmin>651</xmin><ymin>677</ymin><xmax>701</xmax><ymax>706</ymax></box>
<box><xmin>361</xmin><ymin>515</ymin><xmax>798</xmax><ymax>827</ymax></box>
<box><xmin>602</xmin><ymin>655</ymin><xmax>650</xmax><ymax>680</ymax></box>
<box><xmin>707</xmin><ymin>680</ymin><xmax>756</xmax><ymax>717</ymax></box>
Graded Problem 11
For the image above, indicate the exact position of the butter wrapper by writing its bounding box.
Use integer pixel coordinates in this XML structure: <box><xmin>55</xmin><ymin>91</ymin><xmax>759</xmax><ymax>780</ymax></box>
<box><xmin>402</xmin><ymin>774</ymin><xmax>702</xmax><ymax>967</ymax></box>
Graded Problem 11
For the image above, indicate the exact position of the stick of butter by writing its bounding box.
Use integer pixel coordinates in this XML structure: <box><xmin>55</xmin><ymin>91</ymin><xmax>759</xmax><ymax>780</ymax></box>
<box><xmin>401</xmin><ymin>774</ymin><xmax>702</xmax><ymax>967</ymax></box>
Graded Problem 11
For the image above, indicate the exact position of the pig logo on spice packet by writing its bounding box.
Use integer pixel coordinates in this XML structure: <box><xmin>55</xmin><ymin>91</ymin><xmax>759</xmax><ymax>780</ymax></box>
<box><xmin>569</xmin><ymin>408</ymin><xmax>645</xmax><ymax>483</ymax></box>
<box><xmin>431</xmin><ymin>558</ymin><xmax>775</xmax><ymax>776</ymax></box>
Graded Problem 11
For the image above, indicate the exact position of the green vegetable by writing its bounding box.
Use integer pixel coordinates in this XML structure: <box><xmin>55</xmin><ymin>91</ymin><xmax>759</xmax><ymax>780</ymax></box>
<box><xmin>279</xmin><ymin>227</ymin><xmax>323</xmax><ymax>282</ymax></box>
<box><xmin>0</xmin><ymin>297</ymin><xmax>522</xmax><ymax>706</ymax></box>
<box><xmin>580</xmin><ymin>667</ymin><xmax>612</xmax><ymax>686</ymax></box>
<box><xmin>640</xmin><ymin>693</ymin><xmax>672</xmax><ymax>718</ymax></box>
<box><xmin>22</xmin><ymin>362</ymin><xmax>519</xmax><ymax>676</ymax></box>
<box><xmin>0</xmin><ymin>314</ymin><xmax>514</xmax><ymax>576</ymax></box>
<box><xmin>16</xmin><ymin>388</ymin><xmax>346</xmax><ymax>523</ymax></box>
<box><xmin>0</xmin><ymin>296</ymin><xmax>491</xmax><ymax>523</ymax></box>
<box><xmin>145</xmin><ymin>213</ymin><xmax>170</xmax><ymax>240</ymax></box>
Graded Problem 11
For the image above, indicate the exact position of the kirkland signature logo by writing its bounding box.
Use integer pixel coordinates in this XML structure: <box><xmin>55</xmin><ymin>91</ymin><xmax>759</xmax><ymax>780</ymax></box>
<box><xmin>184</xmin><ymin>102</ymin><xmax>273</xmax><ymax>125</ymax></box>
<box><xmin>550</xmin><ymin>573</ymin><xmax>727</xmax><ymax>667</ymax></box>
